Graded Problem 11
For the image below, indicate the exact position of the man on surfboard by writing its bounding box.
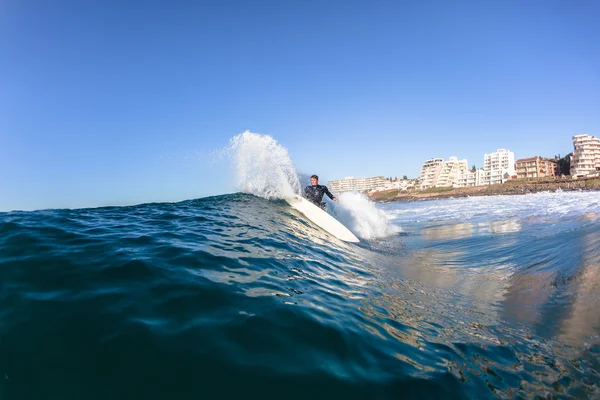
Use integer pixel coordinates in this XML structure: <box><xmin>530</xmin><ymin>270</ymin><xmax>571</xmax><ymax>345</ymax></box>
<box><xmin>303</xmin><ymin>175</ymin><xmax>339</xmax><ymax>211</ymax></box>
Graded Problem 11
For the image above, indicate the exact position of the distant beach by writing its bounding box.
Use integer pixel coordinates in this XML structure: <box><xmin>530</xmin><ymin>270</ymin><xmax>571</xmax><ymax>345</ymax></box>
<box><xmin>368</xmin><ymin>177</ymin><xmax>600</xmax><ymax>203</ymax></box>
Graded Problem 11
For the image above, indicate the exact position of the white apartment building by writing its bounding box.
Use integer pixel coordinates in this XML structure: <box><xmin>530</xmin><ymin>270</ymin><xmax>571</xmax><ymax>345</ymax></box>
<box><xmin>370</xmin><ymin>178</ymin><xmax>419</xmax><ymax>193</ymax></box>
<box><xmin>328</xmin><ymin>176</ymin><xmax>388</xmax><ymax>194</ymax></box>
<box><xmin>571</xmin><ymin>134</ymin><xmax>600</xmax><ymax>177</ymax></box>
<box><xmin>455</xmin><ymin>169</ymin><xmax>484</xmax><ymax>188</ymax></box>
<box><xmin>436</xmin><ymin>157</ymin><xmax>469</xmax><ymax>188</ymax></box>
<box><xmin>483</xmin><ymin>149</ymin><xmax>515</xmax><ymax>185</ymax></box>
<box><xmin>419</xmin><ymin>158</ymin><xmax>444</xmax><ymax>189</ymax></box>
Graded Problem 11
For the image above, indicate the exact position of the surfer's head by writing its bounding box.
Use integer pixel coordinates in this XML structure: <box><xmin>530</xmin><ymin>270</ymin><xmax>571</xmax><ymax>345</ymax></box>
<box><xmin>310</xmin><ymin>175</ymin><xmax>318</xmax><ymax>186</ymax></box>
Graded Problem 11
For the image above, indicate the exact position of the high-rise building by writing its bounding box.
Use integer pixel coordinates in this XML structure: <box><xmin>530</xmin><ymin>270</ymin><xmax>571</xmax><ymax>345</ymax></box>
<box><xmin>419</xmin><ymin>158</ymin><xmax>444</xmax><ymax>189</ymax></box>
<box><xmin>515</xmin><ymin>157</ymin><xmax>558</xmax><ymax>179</ymax></box>
<box><xmin>328</xmin><ymin>176</ymin><xmax>388</xmax><ymax>194</ymax></box>
<box><xmin>571</xmin><ymin>134</ymin><xmax>600</xmax><ymax>177</ymax></box>
<box><xmin>435</xmin><ymin>157</ymin><xmax>469</xmax><ymax>188</ymax></box>
<box><xmin>455</xmin><ymin>169</ymin><xmax>484</xmax><ymax>187</ymax></box>
<box><xmin>483</xmin><ymin>149</ymin><xmax>515</xmax><ymax>185</ymax></box>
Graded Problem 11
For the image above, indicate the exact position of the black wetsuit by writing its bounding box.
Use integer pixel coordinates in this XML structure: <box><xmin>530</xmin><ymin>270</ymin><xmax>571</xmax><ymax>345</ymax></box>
<box><xmin>303</xmin><ymin>185</ymin><xmax>335</xmax><ymax>210</ymax></box>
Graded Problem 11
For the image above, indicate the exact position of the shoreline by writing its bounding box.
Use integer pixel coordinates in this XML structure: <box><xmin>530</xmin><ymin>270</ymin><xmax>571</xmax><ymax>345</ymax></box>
<box><xmin>368</xmin><ymin>177</ymin><xmax>600</xmax><ymax>203</ymax></box>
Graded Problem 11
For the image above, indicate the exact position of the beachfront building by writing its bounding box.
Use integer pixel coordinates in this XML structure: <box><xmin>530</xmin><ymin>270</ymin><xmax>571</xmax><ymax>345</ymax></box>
<box><xmin>328</xmin><ymin>176</ymin><xmax>387</xmax><ymax>194</ymax></box>
<box><xmin>419</xmin><ymin>157</ymin><xmax>472</xmax><ymax>188</ymax></box>
<box><xmin>368</xmin><ymin>178</ymin><xmax>418</xmax><ymax>193</ymax></box>
<box><xmin>571</xmin><ymin>134</ymin><xmax>600</xmax><ymax>177</ymax></box>
<box><xmin>515</xmin><ymin>157</ymin><xmax>558</xmax><ymax>179</ymax></box>
<box><xmin>455</xmin><ymin>168</ymin><xmax>484</xmax><ymax>188</ymax></box>
<box><xmin>418</xmin><ymin>158</ymin><xmax>444</xmax><ymax>189</ymax></box>
<box><xmin>483</xmin><ymin>149</ymin><xmax>515</xmax><ymax>185</ymax></box>
<box><xmin>436</xmin><ymin>157</ymin><xmax>469</xmax><ymax>188</ymax></box>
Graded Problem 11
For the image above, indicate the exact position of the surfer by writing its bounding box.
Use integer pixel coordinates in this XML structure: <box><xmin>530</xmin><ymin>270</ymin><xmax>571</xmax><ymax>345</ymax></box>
<box><xmin>303</xmin><ymin>175</ymin><xmax>339</xmax><ymax>211</ymax></box>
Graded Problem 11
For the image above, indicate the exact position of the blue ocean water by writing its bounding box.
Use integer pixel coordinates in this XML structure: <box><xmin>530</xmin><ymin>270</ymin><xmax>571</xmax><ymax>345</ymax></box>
<box><xmin>1</xmin><ymin>190</ymin><xmax>600</xmax><ymax>399</ymax></box>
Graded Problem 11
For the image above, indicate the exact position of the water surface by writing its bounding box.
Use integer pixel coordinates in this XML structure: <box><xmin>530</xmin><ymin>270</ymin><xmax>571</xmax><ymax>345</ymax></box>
<box><xmin>1</xmin><ymin>191</ymin><xmax>599</xmax><ymax>399</ymax></box>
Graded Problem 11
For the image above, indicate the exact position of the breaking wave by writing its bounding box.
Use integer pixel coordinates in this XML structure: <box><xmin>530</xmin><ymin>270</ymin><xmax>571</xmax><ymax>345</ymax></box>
<box><xmin>225</xmin><ymin>130</ymin><xmax>398</xmax><ymax>240</ymax></box>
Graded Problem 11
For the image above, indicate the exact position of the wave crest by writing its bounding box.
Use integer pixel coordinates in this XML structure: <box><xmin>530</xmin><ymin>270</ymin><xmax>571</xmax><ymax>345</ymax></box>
<box><xmin>228</xmin><ymin>131</ymin><xmax>301</xmax><ymax>199</ymax></box>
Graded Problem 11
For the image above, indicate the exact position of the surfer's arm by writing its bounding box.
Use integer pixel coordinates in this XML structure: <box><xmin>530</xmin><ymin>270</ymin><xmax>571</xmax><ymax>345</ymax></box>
<box><xmin>324</xmin><ymin>187</ymin><xmax>339</xmax><ymax>202</ymax></box>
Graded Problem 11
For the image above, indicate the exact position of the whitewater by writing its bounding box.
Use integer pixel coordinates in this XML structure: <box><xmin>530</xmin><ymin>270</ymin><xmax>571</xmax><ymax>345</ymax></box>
<box><xmin>0</xmin><ymin>131</ymin><xmax>599</xmax><ymax>399</ymax></box>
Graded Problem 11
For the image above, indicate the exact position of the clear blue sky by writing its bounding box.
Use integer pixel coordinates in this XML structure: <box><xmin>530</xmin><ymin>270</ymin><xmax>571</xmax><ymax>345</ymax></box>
<box><xmin>1</xmin><ymin>0</ymin><xmax>599</xmax><ymax>211</ymax></box>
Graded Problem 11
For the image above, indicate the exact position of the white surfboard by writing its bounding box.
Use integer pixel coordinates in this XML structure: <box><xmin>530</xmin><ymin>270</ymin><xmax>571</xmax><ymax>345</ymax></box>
<box><xmin>285</xmin><ymin>195</ymin><xmax>360</xmax><ymax>243</ymax></box>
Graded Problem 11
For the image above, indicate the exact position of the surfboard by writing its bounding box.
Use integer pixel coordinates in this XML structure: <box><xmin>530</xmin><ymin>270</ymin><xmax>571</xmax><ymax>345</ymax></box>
<box><xmin>285</xmin><ymin>195</ymin><xmax>360</xmax><ymax>243</ymax></box>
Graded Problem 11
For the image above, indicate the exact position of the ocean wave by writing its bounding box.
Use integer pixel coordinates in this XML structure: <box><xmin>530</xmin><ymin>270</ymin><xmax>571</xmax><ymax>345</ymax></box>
<box><xmin>1</xmin><ymin>192</ymin><xmax>599</xmax><ymax>398</ymax></box>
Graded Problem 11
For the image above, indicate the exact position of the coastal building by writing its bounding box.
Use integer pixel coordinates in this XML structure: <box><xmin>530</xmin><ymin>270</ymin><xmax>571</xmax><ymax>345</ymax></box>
<box><xmin>372</xmin><ymin>179</ymin><xmax>401</xmax><ymax>192</ymax></box>
<box><xmin>328</xmin><ymin>176</ymin><xmax>387</xmax><ymax>194</ymax></box>
<box><xmin>368</xmin><ymin>178</ymin><xmax>418</xmax><ymax>193</ymax></box>
<box><xmin>515</xmin><ymin>157</ymin><xmax>558</xmax><ymax>179</ymax></box>
<box><xmin>455</xmin><ymin>168</ymin><xmax>484</xmax><ymax>187</ymax></box>
<box><xmin>418</xmin><ymin>158</ymin><xmax>444</xmax><ymax>189</ymax></box>
<box><xmin>436</xmin><ymin>157</ymin><xmax>469</xmax><ymax>188</ymax></box>
<box><xmin>483</xmin><ymin>149</ymin><xmax>515</xmax><ymax>185</ymax></box>
<box><xmin>404</xmin><ymin>179</ymin><xmax>418</xmax><ymax>191</ymax></box>
<box><xmin>571</xmin><ymin>134</ymin><xmax>600</xmax><ymax>177</ymax></box>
